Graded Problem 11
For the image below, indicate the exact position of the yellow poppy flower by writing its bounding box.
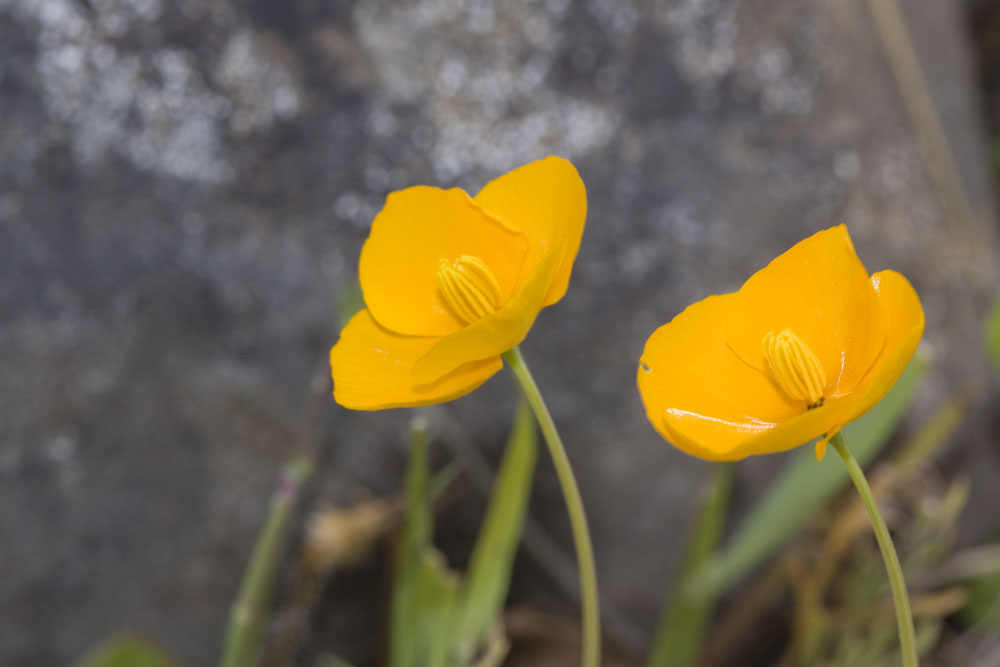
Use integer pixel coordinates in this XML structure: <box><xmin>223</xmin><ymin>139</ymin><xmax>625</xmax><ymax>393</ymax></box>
<box><xmin>637</xmin><ymin>225</ymin><xmax>924</xmax><ymax>461</ymax></box>
<box><xmin>331</xmin><ymin>156</ymin><xmax>586</xmax><ymax>410</ymax></box>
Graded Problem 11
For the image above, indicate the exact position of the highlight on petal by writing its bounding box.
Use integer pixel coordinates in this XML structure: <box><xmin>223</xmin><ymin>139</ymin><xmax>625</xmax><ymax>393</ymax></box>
<box><xmin>660</xmin><ymin>396</ymin><xmax>853</xmax><ymax>462</ymax></box>
<box><xmin>725</xmin><ymin>225</ymin><xmax>887</xmax><ymax>398</ymax></box>
<box><xmin>638</xmin><ymin>225</ymin><xmax>924</xmax><ymax>462</ymax></box>
<box><xmin>359</xmin><ymin>186</ymin><xmax>529</xmax><ymax>337</ymax></box>
<box><xmin>844</xmin><ymin>270</ymin><xmax>925</xmax><ymax>423</ymax></box>
<box><xmin>331</xmin><ymin>309</ymin><xmax>502</xmax><ymax>410</ymax></box>
<box><xmin>474</xmin><ymin>156</ymin><xmax>587</xmax><ymax>307</ymax></box>
<box><xmin>637</xmin><ymin>293</ymin><xmax>812</xmax><ymax>461</ymax></box>
<box><xmin>410</xmin><ymin>245</ymin><xmax>563</xmax><ymax>385</ymax></box>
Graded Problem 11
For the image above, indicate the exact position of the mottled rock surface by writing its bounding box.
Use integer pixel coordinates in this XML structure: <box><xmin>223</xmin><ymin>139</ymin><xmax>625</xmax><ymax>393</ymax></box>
<box><xmin>1</xmin><ymin>0</ymin><xmax>998</xmax><ymax>665</ymax></box>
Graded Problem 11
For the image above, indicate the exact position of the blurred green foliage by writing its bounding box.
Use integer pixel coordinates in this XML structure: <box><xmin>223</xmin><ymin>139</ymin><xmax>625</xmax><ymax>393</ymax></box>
<box><xmin>687</xmin><ymin>355</ymin><xmax>928</xmax><ymax>601</ymax></box>
<box><xmin>74</xmin><ymin>637</ymin><xmax>178</xmax><ymax>667</ymax></box>
<box><xmin>336</xmin><ymin>280</ymin><xmax>365</xmax><ymax>329</ymax></box>
<box><xmin>391</xmin><ymin>397</ymin><xmax>538</xmax><ymax>667</ymax></box>
<box><xmin>987</xmin><ymin>294</ymin><xmax>1000</xmax><ymax>373</ymax></box>
<box><xmin>647</xmin><ymin>463</ymin><xmax>733</xmax><ymax>667</ymax></box>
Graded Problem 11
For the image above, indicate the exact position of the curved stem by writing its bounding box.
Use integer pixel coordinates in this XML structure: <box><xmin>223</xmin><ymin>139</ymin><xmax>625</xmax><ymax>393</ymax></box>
<box><xmin>502</xmin><ymin>346</ymin><xmax>601</xmax><ymax>667</ymax></box>
<box><xmin>829</xmin><ymin>431</ymin><xmax>917</xmax><ymax>667</ymax></box>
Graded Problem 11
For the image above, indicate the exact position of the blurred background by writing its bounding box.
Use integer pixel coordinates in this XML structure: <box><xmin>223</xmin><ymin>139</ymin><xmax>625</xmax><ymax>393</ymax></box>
<box><xmin>3</xmin><ymin>0</ymin><xmax>1000</xmax><ymax>665</ymax></box>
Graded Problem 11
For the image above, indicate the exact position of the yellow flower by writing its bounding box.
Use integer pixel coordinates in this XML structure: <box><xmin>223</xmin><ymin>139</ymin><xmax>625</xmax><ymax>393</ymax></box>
<box><xmin>331</xmin><ymin>157</ymin><xmax>586</xmax><ymax>410</ymax></box>
<box><xmin>637</xmin><ymin>225</ymin><xmax>924</xmax><ymax>461</ymax></box>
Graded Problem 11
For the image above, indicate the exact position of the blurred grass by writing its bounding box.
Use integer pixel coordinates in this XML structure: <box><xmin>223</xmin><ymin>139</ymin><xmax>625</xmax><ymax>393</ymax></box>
<box><xmin>986</xmin><ymin>295</ymin><xmax>1000</xmax><ymax>373</ymax></box>
<box><xmin>647</xmin><ymin>463</ymin><xmax>733</xmax><ymax>667</ymax></box>
<box><xmin>687</xmin><ymin>355</ymin><xmax>928</xmax><ymax>602</ymax></box>
<box><xmin>335</xmin><ymin>280</ymin><xmax>365</xmax><ymax>328</ymax></box>
<box><xmin>693</xmin><ymin>378</ymin><xmax>974</xmax><ymax>667</ymax></box>
<box><xmin>74</xmin><ymin>637</ymin><xmax>179</xmax><ymax>667</ymax></box>
<box><xmin>390</xmin><ymin>397</ymin><xmax>537</xmax><ymax>667</ymax></box>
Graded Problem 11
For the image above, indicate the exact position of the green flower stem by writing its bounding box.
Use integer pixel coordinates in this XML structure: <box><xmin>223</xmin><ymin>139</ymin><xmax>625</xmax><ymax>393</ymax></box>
<box><xmin>219</xmin><ymin>456</ymin><xmax>314</xmax><ymax>667</ymax></box>
<box><xmin>502</xmin><ymin>346</ymin><xmax>600</xmax><ymax>667</ymax></box>
<box><xmin>829</xmin><ymin>431</ymin><xmax>917</xmax><ymax>667</ymax></box>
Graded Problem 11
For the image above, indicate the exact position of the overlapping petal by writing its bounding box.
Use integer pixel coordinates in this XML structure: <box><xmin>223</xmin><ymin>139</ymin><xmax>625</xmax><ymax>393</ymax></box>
<box><xmin>332</xmin><ymin>157</ymin><xmax>587</xmax><ymax>411</ymax></box>
<box><xmin>474</xmin><ymin>156</ymin><xmax>586</xmax><ymax>307</ymax></box>
<box><xmin>639</xmin><ymin>294</ymin><xmax>800</xmax><ymax>425</ymax></box>
<box><xmin>411</xmin><ymin>245</ymin><xmax>563</xmax><ymax>384</ymax></box>
<box><xmin>639</xmin><ymin>226</ymin><xmax>924</xmax><ymax>462</ymax></box>
<box><xmin>638</xmin><ymin>292</ymin><xmax>854</xmax><ymax>460</ymax></box>
<box><xmin>725</xmin><ymin>225</ymin><xmax>887</xmax><ymax>397</ymax></box>
<box><xmin>359</xmin><ymin>186</ymin><xmax>529</xmax><ymax>337</ymax></box>
<box><xmin>661</xmin><ymin>397</ymin><xmax>854</xmax><ymax>462</ymax></box>
<box><xmin>845</xmin><ymin>270</ymin><xmax>925</xmax><ymax>423</ymax></box>
<box><xmin>331</xmin><ymin>310</ymin><xmax>503</xmax><ymax>410</ymax></box>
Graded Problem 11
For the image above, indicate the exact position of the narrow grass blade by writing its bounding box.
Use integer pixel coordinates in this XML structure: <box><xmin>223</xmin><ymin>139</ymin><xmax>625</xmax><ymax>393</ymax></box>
<box><xmin>647</xmin><ymin>462</ymin><xmax>733</xmax><ymax>667</ymax></box>
<box><xmin>219</xmin><ymin>457</ymin><xmax>313</xmax><ymax>667</ymax></box>
<box><xmin>390</xmin><ymin>417</ymin><xmax>435</xmax><ymax>667</ymax></box>
<box><xmin>986</xmin><ymin>295</ymin><xmax>1000</xmax><ymax>374</ymax></box>
<box><xmin>451</xmin><ymin>394</ymin><xmax>538</xmax><ymax>659</ymax></box>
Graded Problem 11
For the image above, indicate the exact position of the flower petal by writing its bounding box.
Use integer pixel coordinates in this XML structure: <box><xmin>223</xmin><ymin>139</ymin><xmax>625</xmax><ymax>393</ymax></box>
<box><xmin>330</xmin><ymin>309</ymin><xmax>502</xmax><ymax>410</ymax></box>
<box><xmin>659</xmin><ymin>396</ymin><xmax>853</xmax><ymax>462</ymax></box>
<box><xmin>359</xmin><ymin>186</ymin><xmax>528</xmax><ymax>337</ymax></box>
<box><xmin>410</xmin><ymin>245</ymin><xmax>563</xmax><ymax>384</ymax></box>
<box><xmin>474</xmin><ymin>156</ymin><xmax>586</xmax><ymax>306</ymax></box>
<box><xmin>725</xmin><ymin>225</ymin><xmax>887</xmax><ymax>397</ymax></box>
<box><xmin>844</xmin><ymin>270</ymin><xmax>925</xmax><ymax>422</ymax></box>
<box><xmin>638</xmin><ymin>292</ymin><xmax>814</xmax><ymax>460</ymax></box>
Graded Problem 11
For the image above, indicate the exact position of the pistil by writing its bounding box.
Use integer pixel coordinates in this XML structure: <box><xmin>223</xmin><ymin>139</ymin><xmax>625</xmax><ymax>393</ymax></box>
<box><xmin>762</xmin><ymin>328</ymin><xmax>827</xmax><ymax>408</ymax></box>
<box><xmin>436</xmin><ymin>254</ymin><xmax>503</xmax><ymax>324</ymax></box>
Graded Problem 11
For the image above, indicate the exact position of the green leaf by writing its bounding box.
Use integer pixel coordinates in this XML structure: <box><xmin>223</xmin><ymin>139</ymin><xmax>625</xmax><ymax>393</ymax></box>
<box><xmin>687</xmin><ymin>355</ymin><xmax>927</xmax><ymax>600</ymax></box>
<box><xmin>390</xmin><ymin>417</ymin><xmax>439</xmax><ymax>667</ymax></box>
<box><xmin>390</xmin><ymin>400</ymin><xmax>538</xmax><ymax>667</ymax></box>
<box><xmin>219</xmin><ymin>457</ymin><xmax>312</xmax><ymax>667</ymax></box>
<box><xmin>451</xmin><ymin>394</ymin><xmax>538</xmax><ymax>660</ymax></box>
<box><xmin>336</xmin><ymin>280</ymin><xmax>365</xmax><ymax>329</ymax></box>
<box><xmin>74</xmin><ymin>637</ymin><xmax>179</xmax><ymax>667</ymax></box>
<box><xmin>647</xmin><ymin>462</ymin><xmax>733</xmax><ymax>667</ymax></box>
<box><xmin>986</xmin><ymin>295</ymin><xmax>1000</xmax><ymax>374</ymax></box>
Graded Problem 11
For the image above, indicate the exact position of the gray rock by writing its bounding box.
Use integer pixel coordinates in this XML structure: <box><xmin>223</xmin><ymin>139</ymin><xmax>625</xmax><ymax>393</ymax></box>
<box><xmin>1</xmin><ymin>0</ymin><xmax>997</xmax><ymax>664</ymax></box>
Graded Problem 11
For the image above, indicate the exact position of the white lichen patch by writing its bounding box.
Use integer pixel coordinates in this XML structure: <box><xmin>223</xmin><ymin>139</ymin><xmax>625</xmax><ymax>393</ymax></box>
<box><xmin>752</xmin><ymin>45</ymin><xmax>814</xmax><ymax>116</ymax></box>
<box><xmin>16</xmin><ymin>0</ymin><xmax>233</xmax><ymax>183</ymax></box>
<box><xmin>655</xmin><ymin>0</ymin><xmax>737</xmax><ymax>90</ymax></box>
<box><xmin>353</xmin><ymin>0</ymin><xmax>620</xmax><ymax>182</ymax></box>
<box><xmin>11</xmin><ymin>0</ymin><xmax>300</xmax><ymax>184</ymax></box>
<box><xmin>214</xmin><ymin>31</ymin><xmax>303</xmax><ymax>136</ymax></box>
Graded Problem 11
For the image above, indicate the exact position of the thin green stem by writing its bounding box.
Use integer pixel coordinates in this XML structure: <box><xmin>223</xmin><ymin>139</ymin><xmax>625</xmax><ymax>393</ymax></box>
<box><xmin>502</xmin><ymin>346</ymin><xmax>600</xmax><ymax>667</ymax></box>
<box><xmin>829</xmin><ymin>431</ymin><xmax>917</xmax><ymax>667</ymax></box>
<box><xmin>219</xmin><ymin>456</ymin><xmax>313</xmax><ymax>667</ymax></box>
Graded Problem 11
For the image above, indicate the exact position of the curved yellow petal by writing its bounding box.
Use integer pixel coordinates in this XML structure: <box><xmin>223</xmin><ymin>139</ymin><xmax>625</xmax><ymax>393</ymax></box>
<box><xmin>660</xmin><ymin>396</ymin><xmax>854</xmax><ymax>462</ymax></box>
<box><xmin>410</xmin><ymin>245</ymin><xmax>563</xmax><ymax>384</ymax></box>
<box><xmin>360</xmin><ymin>186</ymin><xmax>529</xmax><ymax>337</ymax></box>
<box><xmin>330</xmin><ymin>309</ymin><xmax>502</xmax><ymax>410</ymax></box>
<box><xmin>844</xmin><ymin>270</ymin><xmax>925</xmax><ymax>423</ymax></box>
<box><xmin>474</xmin><ymin>156</ymin><xmax>586</xmax><ymax>307</ymax></box>
<box><xmin>725</xmin><ymin>225</ymin><xmax>887</xmax><ymax>398</ymax></box>
<box><xmin>638</xmin><ymin>292</ymin><xmax>809</xmax><ymax>459</ymax></box>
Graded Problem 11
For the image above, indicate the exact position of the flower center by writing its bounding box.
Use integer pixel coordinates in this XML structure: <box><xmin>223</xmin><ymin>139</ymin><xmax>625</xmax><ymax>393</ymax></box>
<box><xmin>436</xmin><ymin>254</ymin><xmax>502</xmax><ymax>324</ymax></box>
<box><xmin>762</xmin><ymin>328</ymin><xmax>827</xmax><ymax>408</ymax></box>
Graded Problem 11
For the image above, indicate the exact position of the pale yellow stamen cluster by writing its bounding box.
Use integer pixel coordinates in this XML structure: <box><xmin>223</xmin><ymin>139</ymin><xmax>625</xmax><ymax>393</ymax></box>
<box><xmin>436</xmin><ymin>254</ymin><xmax>503</xmax><ymax>324</ymax></box>
<box><xmin>762</xmin><ymin>328</ymin><xmax>827</xmax><ymax>408</ymax></box>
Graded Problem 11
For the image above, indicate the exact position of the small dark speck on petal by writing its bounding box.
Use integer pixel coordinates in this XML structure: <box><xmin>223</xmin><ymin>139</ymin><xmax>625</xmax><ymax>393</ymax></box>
<box><xmin>640</xmin><ymin>362</ymin><xmax>651</xmax><ymax>372</ymax></box>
